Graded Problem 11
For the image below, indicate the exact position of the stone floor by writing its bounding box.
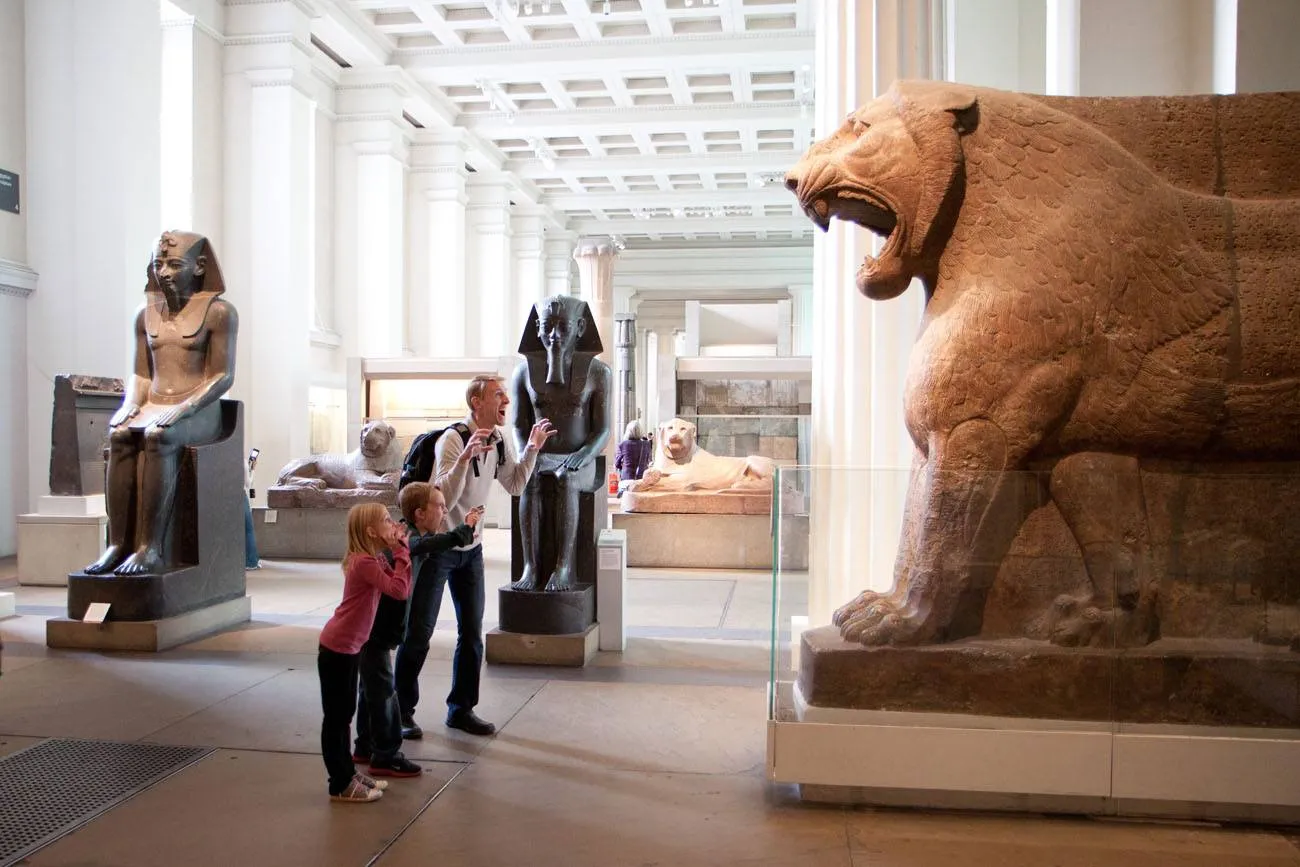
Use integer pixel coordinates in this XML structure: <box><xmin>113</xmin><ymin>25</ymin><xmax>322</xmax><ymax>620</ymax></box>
<box><xmin>1</xmin><ymin>533</ymin><xmax>1298</xmax><ymax>866</ymax></box>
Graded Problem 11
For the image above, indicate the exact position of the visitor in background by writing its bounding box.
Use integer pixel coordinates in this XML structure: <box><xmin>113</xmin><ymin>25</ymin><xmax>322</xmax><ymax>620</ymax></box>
<box><xmin>615</xmin><ymin>419</ymin><xmax>653</xmax><ymax>488</ymax></box>
<box><xmin>244</xmin><ymin>447</ymin><xmax>261</xmax><ymax>570</ymax></box>
<box><xmin>317</xmin><ymin>503</ymin><xmax>411</xmax><ymax>803</ymax></box>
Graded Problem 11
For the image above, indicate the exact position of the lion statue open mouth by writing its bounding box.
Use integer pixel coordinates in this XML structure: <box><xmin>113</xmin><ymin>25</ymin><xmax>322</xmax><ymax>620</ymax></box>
<box><xmin>786</xmin><ymin>80</ymin><xmax>1300</xmax><ymax>649</ymax></box>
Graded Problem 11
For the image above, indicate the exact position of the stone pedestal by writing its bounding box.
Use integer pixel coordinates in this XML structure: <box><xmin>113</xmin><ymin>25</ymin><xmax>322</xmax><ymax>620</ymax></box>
<box><xmin>0</xmin><ymin>592</ymin><xmax>15</xmax><ymax>619</ymax></box>
<box><xmin>611</xmin><ymin>511</ymin><xmax>809</xmax><ymax>570</ymax></box>
<box><xmin>46</xmin><ymin>595</ymin><xmax>252</xmax><ymax>652</ymax></box>
<box><xmin>254</xmin><ymin>505</ymin><xmax>400</xmax><ymax>560</ymax></box>
<box><xmin>798</xmin><ymin>626</ymin><xmax>1300</xmax><ymax>727</ymax></box>
<box><xmin>499</xmin><ymin>585</ymin><xmax>594</xmax><ymax>635</ymax></box>
<box><xmin>486</xmin><ymin>624</ymin><xmax>599</xmax><ymax>667</ymax></box>
<box><xmin>17</xmin><ymin>496</ymin><xmax>108</xmax><ymax>587</ymax></box>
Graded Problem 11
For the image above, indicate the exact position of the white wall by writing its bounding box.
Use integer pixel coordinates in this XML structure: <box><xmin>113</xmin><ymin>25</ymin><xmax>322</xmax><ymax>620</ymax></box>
<box><xmin>0</xmin><ymin>0</ymin><xmax>27</xmax><ymax>555</ymax></box>
<box><xmin>947</xmin><ymin>0</ymin><xmax>1046</xmax><ymax>92</ymax></box>
<box><xmin>1235</xmin><ymin>0</ymin><xmax>1300</xmax><ymax>92</ymax></box>
<box><xmin>1078</xmin><ymin>0</ymin><xmax>1214</xmax><ymax>96</ymax></box>
<box><xmin>24</xmin><ymin>0</ymin><xmax>162</xmax><ymax>511</ymax></box>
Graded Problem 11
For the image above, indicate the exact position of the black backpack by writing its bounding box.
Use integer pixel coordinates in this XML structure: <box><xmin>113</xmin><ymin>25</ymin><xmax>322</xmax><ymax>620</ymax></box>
<box><xmin>398</xmin><ymin>423</ymin><xmax>506</xmax><ymax>490</ymax></box>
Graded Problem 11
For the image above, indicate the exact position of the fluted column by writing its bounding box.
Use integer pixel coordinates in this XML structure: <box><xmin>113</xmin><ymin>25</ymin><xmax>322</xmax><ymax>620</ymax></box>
<box><xmin>408</xmin><ymin>132</ymin><xmax>468</xmax><ymax>357</ymax></box>
<box><xmin>544</xmin><ymin>232</ymin><xmax>575</xmax><ymax>295</ymax></box>
<box><xmin>511</xmin><ymin>205</ymin><xmax>547</xmax><ymax>331</ymax></box>
<box><xmin>808</xmin><ymin>0</ymin><xmax>943</xmax><ymax>626</ymax></box>
<box><xmin>466</xmin><ymin>173</ymin><xmax>512</xmax><ymax>357</ymax></box>
<box><xmin>572</xmin><ymin>237</ymin><xmax>620</xmax><ymax>369</ymax></box>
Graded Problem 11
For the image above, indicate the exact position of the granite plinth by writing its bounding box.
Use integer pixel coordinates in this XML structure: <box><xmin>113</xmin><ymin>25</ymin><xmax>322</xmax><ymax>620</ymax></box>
<box><xmin>498</xmin><ymin>585</ymin><xmax>595</xmax><ymax>635</ymax></box>
<box><xmin>611</xmin><ymin>511</ymin><xmax>808</xmax><ymax>570</ymax></box>
<box><xmin>619</xmin><ymin>489</ymin><xmax>772</xmax><ymax>515</ymax></box>
<box><xmin>265</xmin><ymin>486</ymin><xmax>396</xmax><ymax>509</ymax></box>
<box><xmin>46</xmin><ymin>595</ymin><xmax>251</xmax><ymax>652</ymax></box>
<box><xmin>66</xmin><ymin>400</ymin><xmax>246</xmax><ymax>621</ymax></box>
<box><xmin>485</xmin><ymin>623</ymin><xmax>599</xmax><ymax>667</ymax></box>
<box><xmin>798</xmin><ymin>625</ymin><xmax>1300</xmax><ymax>727</ymax></box>
<box><xmin>254</xmin><ymin>506</ymin><xmax>400</xmax><ymax>560</ymax></box>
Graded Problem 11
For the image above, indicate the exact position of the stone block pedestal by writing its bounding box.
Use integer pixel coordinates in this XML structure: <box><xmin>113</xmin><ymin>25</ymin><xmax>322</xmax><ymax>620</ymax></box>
<box><xmin>0</xmin><ymin>592</ymin><xmax>15</xmax><ymax>619</ymax></box>
<box><xmin>46</xmin><ymin>595</ymin><xmax>252</xmax><ymax>652</ymax></box>
<box><xmin>17</xmin><ymin>495</ymin><xmax>108</xmax><ymax>586</ymax></box>
<box><xmin>254</xmin><ymin>506</ymin><xmax>400</xmax><ymax>560</ymax></box>
<box><xmin>611</xmin><ymin>511</ymin><xmax>809</xmax><ymax>570</ymax></box>
<box><xmin>486</xmin><ymin>624</ymin><xmax>599</xmax><ymax>667</ymax></box>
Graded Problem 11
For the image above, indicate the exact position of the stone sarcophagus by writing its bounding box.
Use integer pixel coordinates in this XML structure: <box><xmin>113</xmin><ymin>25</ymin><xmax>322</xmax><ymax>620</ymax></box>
<box><xmin>785</xmin><ymin>83</ymin><xmax>1300</xmax><ymax>726</ymax></box>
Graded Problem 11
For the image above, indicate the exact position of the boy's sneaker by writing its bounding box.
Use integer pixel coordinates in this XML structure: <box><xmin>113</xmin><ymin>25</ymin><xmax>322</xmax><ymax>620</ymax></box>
<box><xmin>351</xmin><ymin>744</ymin><xmax>373</xmax><ymax>764</ymax></box>
<box><xmin>354</xmin><ymin>772</ymin><xmax>389</xmax><ymax>791</ymax></box>
<box><xmin>368</xmin><ymin>754</ymin><xmax>423</xmax><ymax>778</ymax></box>
<box><xmin>330</xmin><ymin>777</ymin><xmax>382</xmax><ymax>803</ymax></box>
<box><xmin>400</xmin><ymin>715</ymin><xmax>423</xmax><ymax>740</ymax></box>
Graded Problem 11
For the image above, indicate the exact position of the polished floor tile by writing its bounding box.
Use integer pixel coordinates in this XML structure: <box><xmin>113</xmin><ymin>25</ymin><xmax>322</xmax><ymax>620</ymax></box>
<box><xmin>381</xmin><ymin>762</ymin><xmax>852</xmax><ymax>867</ymax></box>
<box><xmin>24</xmin><ymin>749</ymin><xmax>461</xmax><ymax>867</ymax></box>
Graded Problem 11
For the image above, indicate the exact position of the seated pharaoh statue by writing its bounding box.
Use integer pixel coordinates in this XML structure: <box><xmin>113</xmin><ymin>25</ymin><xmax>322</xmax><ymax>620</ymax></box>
<box><xmin>621</xmin><ymin>417</ymin><xmax>777</xmax><ymax>514</ymax></box>
<box><xmin>510</xmin><ymin>294</ymin><xmax>611</xmax><ymax>592</ymax></box>
<box><xmin>84</xmin><ymin>230</ymin><xmax>238</xmax><ymax>577</ymax></box>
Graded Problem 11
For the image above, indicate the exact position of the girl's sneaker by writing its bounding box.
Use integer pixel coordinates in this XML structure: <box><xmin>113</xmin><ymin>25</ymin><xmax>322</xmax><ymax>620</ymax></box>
<box><xmin>354</xmin><ymin>772</ymin><xmax>389</xmax><ymax>791</ymax></box>
<box><xmin>330</xmin><ymin>777</ymin><xmax>383</xmax><ymax>803</ymax></box>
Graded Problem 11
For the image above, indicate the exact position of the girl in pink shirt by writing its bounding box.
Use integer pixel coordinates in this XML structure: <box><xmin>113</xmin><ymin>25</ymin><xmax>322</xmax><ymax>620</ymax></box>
<box><xmin>318</xmin><ymin>503</ymin><xmax>411</xmax><ymax>803</ymax></box>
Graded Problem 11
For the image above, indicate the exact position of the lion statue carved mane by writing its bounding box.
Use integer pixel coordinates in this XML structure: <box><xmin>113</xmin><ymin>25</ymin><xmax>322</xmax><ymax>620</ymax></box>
<box><xmin>787</xmin><ymin>80</ymin><xmax>1300</xmax><ymax>648</ymax></box>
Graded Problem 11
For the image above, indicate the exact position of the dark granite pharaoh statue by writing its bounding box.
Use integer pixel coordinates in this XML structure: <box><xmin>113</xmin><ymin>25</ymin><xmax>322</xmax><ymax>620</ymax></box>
<box><xmin>510</xmin><ymin>295</ymin><xmax>611</xmax><ymax>591</ymax></box>
<box><xmin>84</xmin><ymin>230</ymin><xmax>238</xmax><ymax>577</ymax></box>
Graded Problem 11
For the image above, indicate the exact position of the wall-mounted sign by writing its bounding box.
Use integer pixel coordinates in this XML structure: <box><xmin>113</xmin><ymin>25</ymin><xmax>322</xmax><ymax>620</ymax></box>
<box><xmin>0</xmin><ymin>169</ymin><xmax>18</xmax><ymax>215</ymax></box>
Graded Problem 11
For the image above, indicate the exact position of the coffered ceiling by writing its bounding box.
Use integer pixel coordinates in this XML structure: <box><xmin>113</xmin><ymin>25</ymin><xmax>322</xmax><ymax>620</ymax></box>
<box><xmin>320</xmin><ymin>0</ymin><xmax>816</xmax><ymax>245</ymax></box>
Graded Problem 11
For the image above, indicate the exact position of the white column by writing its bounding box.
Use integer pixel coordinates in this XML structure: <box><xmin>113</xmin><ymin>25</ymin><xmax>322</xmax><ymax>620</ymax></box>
<box><xmin>789</xmin><ymin>283</ymin><xmax>813</xmax><ymax>355</ymax></box>
<box><xmin>223</xmin><ymin>0</ymin><xmax>316</xmax><ymax>505</ymax></box>
<box><xmin>573</xmin><ymin>237</ymin><xmax>620</xmax><ymax>369</ymax></box>
<box><xmin>159</xmin><ymin>6</ymin><xmax>195</xmax><ymax>230</ymax></box>
<box><xmin>24</xmin><ymin>0</ymin><xmax>161</xmax><ymax>507</ymax></box>
<box><xmin>544</xmin><ymin>232</ymin><xmax>575</xmax><ymax>295</ymax></box>
<box><xmin>408</xmin><ymin>133</ymin><xmax>468</xmax><ymax>357</ymax></box>
<box><xmin>465</xmin><ymin>174</ymin><xmax>512</xmax><ymax>357</ymax></box>
<box><xmin>808</xmin><ymin>0</ymin><xmax>942</xmax><ymax>627</ymax></box>
<box><xmin>1232</xmin><ymin>0</ymin><xmax>1300</xmax><ymax>92</ymax></box>
<box><xmin>335</xmin><ymin>70</ymin><xmax>408</xmax><ymax>359</ymax></box>
<box><xmin>511</xmin><ymin>205</ymin><xmax>547</xmax><ymax>330</ymax></box>
<box><xmin>1046</xmin><ymin>0</ymin><xmax>1081</xmax><ymax>95</ymax></box>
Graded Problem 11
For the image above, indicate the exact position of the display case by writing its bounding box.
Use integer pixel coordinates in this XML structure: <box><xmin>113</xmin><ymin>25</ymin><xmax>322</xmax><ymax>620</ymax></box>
<box><xmin>767</xmin><ymin>465</ymin><xmax>1300</xmax><ymax>823</ymax></box>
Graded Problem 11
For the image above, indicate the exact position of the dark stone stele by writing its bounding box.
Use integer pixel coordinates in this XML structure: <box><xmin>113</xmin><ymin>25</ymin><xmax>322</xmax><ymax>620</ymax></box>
<box><xmin>67</xmin><ymin>399</ymin><xmax>247</xmax><ymax>621</ymax></box>
<box><xmin>48</xmin><ymin>374</ymin><xmax>125</xmax><ymax>497</ymax></box>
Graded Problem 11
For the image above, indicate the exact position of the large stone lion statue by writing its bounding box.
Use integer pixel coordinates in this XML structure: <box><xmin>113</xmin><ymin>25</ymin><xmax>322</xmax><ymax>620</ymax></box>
<box><xmin>269</xmin><ymin>420</ymin><xmax>402</xmax><ymax>507</ymax></box>
<box><xmin>630</xmin><ymin>418</ymin><xmax>776</xmax><ymax>493</ymax></box>
<box><xmin>786</xmin><ymin>80</ymin><xmax>1300</xmax><ymax>648</ymax></box>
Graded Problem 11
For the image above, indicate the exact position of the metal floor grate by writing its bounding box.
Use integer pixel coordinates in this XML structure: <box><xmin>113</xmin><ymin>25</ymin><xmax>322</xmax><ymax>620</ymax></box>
<box><xmin>0</xmin><ymin>738</ymin><xmax>212</xmax><ymax>866</ymax></box>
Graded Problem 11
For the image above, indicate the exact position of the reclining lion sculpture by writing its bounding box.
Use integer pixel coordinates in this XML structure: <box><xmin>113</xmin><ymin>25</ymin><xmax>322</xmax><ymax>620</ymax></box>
<box><xmin>621</xmin><ymin>418</ymin><xmax>777</xmax><ymax>514</ymax></box>
<box><xmin>787</xmin><ymin>80</ymin><xmax>1300</xmax><ymax>648</ymax></box>
<box><xmin>268</xmin><ymin>419</ymin><xmax>402</xmax><ymax>508</ymax></box>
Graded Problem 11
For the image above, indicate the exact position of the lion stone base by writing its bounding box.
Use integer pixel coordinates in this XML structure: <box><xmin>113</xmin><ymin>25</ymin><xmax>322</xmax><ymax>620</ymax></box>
<box><xmin>799</xmin><ymin>626</ymin><xmax>1300</xmax><ymax>727</ymax></box>
<box><xmin>265</xmin><ymin>486</ymin><xmax>396</xmax><ymax>509</ymax></box>
<box><xmin>619</xmin><ymin>489</ymin><xmax>772</xmax><ymax>515</ymax></box>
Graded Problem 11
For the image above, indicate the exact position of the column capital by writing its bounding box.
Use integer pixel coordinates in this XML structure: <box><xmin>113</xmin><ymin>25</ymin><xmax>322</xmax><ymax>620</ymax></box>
<box><xmin>573</xmin><ymin>235</ymin><xmax>625</xmax><ymax>261</ymax></box>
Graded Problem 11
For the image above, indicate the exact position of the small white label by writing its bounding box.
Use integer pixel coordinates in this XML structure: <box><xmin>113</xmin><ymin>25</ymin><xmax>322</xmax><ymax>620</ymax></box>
<box><xmin>83</xmin><ymin>602</ymin><xmax>111</xmax><ymax>624</ymax></box>
<box><xmin>598</xmin><ymin>548</ymin><xmax>620</xmax><ymax>571</ymax></box>
<box><xmin>264</xmin><ymin>509</ymin><xmax>278</xmax><ymax>524</ymax></box>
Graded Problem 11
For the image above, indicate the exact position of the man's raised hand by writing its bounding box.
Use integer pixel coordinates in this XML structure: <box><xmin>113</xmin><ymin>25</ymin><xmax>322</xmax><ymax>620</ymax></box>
<box><xmin>527</xmin><ymin>419</ymin><xmax>558</xmax><ymax>450</ymax></box>
<box><xmin>460</xmin><ymin>428</ymin><xmax>495</xmax><ymax>463</ymax></box>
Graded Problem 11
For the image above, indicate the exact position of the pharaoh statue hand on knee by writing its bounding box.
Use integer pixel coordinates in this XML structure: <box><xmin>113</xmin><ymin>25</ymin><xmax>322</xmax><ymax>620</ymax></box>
<box><xmin>511</xmin><ymin>295</ymin><xmax>611</xmax><ymax>592</ymax></box>
<box><xmin>84</xmin><ymin>231</ymin><xmax>238</xmax><ymax>577</ymax></box>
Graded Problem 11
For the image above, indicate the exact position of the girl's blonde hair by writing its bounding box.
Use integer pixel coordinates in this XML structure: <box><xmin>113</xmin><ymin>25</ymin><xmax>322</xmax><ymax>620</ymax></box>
<box><xmin>342</xmin><ymin>503</ymin><xmax>389</xmax><ymax>571</ymax></box>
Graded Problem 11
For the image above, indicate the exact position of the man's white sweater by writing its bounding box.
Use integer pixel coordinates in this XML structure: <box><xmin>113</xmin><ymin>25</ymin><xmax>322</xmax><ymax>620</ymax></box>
<box><xmin>433</xmin><ymin>420</ymin><xmax>538</xmax><ymax>551</ymax></box>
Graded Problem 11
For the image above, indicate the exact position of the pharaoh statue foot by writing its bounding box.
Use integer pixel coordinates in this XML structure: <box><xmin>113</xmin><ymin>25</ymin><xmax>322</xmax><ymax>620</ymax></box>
<box><xmin>512</xmin><ymin>566</ymin><xmax>540</xmax><ymax>591</ymax></box>
<box><xmin>115</xmin><ymin>547</ymin><xmax>165</xmax><ymax>576</ymax></box>
<box><xmin>544</xmin><ymin>565</ymin><xmax>574</xmax><ymax>592</ymax></box>
<box><xmin>83</xmin><ymin>545</ymin><xmax>128</xmax><ymax>576</ymax></box>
